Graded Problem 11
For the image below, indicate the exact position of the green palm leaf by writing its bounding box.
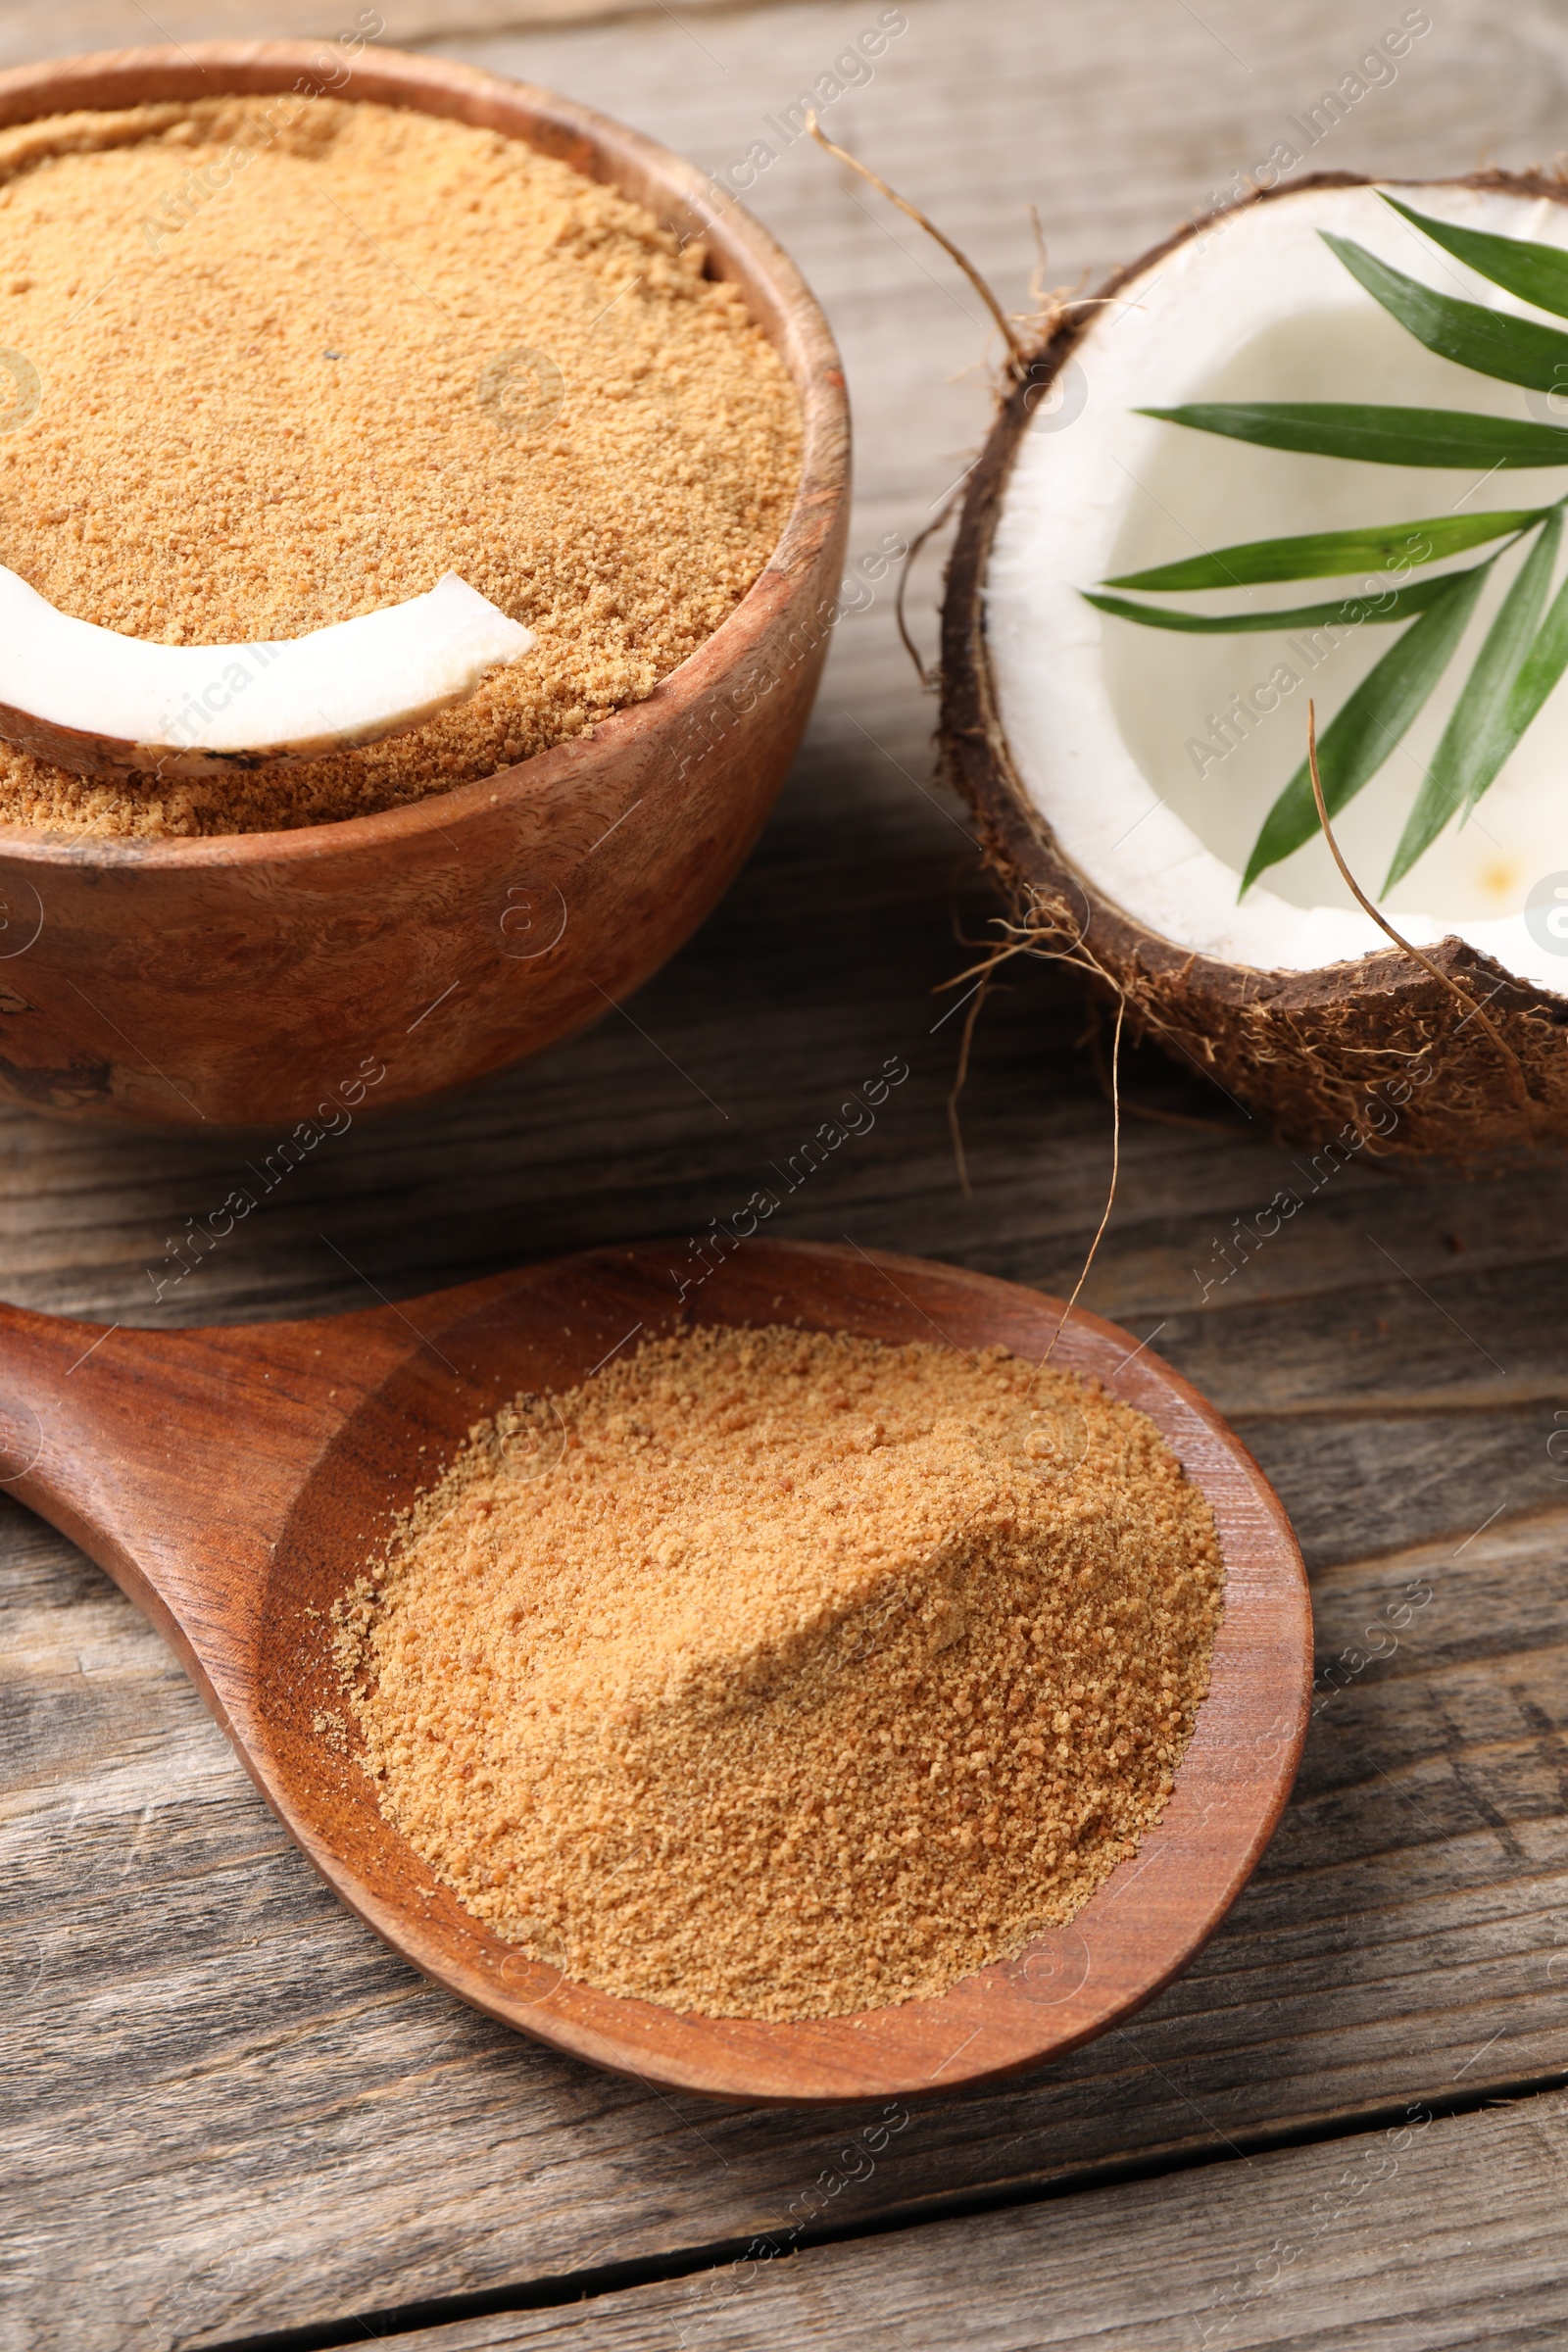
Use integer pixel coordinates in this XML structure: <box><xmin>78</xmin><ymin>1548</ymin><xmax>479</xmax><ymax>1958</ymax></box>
<box><xmin>1322</xmin><ymin>233</ymin><xmax>1568</xmax><ymax>392</ymax></box>
<box><xmin>1384</xmin><ymin>512</ymin><xmax>1564</xmax><ymax>886</ymax></box>
<box><xmin>1504</xmin><ymin>567</ymin><xmax>1568</xmax><ymax>733</ymax></box>
<box><xmin>1380</xmin><ymin>194</ymin><xmax>1568</xmax><ymax>322</ymax></box>
<box><xmin>1139</xmin><ymin>403</ymin><xmax>1568</xmax><ymax>468</ymax></box>
<box><xmin>1134</xmin><ymin>205</ymin><xmax>1568</xmax><ymax>890</ymax></box>
<box><xmin>1241</xmin><ymin>563</ymin><xmax>1492</xmax><ymax>892</ymax></box>
<box><xmin>1084</xmin><ymin>573</ymin><xmax>1475</xmax><ymax>634</ymax></box>
<box><xmin>1103</xmin><ymin>510</ymin><xmax>1536</xmax><ymax>592</ymax></box>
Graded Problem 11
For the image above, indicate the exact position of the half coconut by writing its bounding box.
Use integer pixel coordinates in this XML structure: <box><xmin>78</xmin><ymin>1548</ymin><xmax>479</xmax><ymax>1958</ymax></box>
<box><xmin>942</xmin><ymin>171</ymin><xmax>1568</xmax><ymax>1159</ymax></box>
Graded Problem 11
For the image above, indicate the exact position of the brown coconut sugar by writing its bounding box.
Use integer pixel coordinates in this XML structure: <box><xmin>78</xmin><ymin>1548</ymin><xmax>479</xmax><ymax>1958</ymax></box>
<box><xmin>333</xmin><ymin>1325</ymin><xmax>1225</xmax><ymax>2022</ymax></box>
<box><xmin>0</xmin><ymin>95</ymin><xmax>801</xmax><ymax>837</ymax></box>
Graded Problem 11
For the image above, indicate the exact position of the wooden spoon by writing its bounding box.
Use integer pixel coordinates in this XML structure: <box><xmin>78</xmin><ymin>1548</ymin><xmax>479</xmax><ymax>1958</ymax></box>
<box><xmin>0</xmin><ymin>1241</ymin><xmax>1310</xmax><ymax>2102</ymax></box>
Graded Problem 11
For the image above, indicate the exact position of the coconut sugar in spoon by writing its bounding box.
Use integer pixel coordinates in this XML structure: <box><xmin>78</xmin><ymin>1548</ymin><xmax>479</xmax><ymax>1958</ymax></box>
<box><xmin>0</xmin><ymin>1240</ymin><xmax>1309</xmax><ymax>2102</ymax></box>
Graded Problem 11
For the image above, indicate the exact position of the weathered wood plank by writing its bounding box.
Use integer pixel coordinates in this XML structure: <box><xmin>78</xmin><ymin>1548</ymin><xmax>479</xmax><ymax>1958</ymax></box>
<box><xmin>0</xmin><ymin>0</ymin><xmax>777</xmax><ymax>77</ymax></box>
<box><xmin>380</xmin><ymin>2087</ymin><xmax>1568</xmax><ymax>2349</ymax></box>
<box><xmin>7</xmin><ymin>0</ymin><xmax>1568</xmax><ymax>2343</ymax></box>
<box><xmin>9</xmin><ymin>1503</ymin><xmax>1568</xmax><ymax>2346</ymax></box>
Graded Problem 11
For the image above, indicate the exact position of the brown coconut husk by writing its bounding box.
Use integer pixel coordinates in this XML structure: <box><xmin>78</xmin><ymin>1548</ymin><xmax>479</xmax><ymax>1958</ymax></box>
<box><xmin>938</xmin><ymin>169</ymin><xmax>1568</xmax><ymax>1163</ymax></box>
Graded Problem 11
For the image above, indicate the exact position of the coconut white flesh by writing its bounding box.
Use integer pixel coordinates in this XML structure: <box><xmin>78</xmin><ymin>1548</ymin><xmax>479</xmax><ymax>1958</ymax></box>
<box><xmin>986</xmin><ymin>182</ymin><xmax>1568</xmax><ymax>993</ymax></box>
<box><xmin>0</xmin><ymin>568</ymin><xmax>535</xmax><ymax>777</ymax></box>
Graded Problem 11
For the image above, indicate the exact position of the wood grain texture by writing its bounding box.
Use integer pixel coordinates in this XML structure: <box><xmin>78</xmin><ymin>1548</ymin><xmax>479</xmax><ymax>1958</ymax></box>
<box><xmin>0</xmin><ymin>43</ymin><xmax>849</xmax><ymax>1130</ymax></box>
<box><xmin>0</xmin><ymin>1244</ymin><xmax>1311</xmax><ymax>2103</ymax></box>
<box><xmin>377</xmin><ymin>2089</ymin><xmax>1568</xmax><ymax>2348</ymax></box>
<box><xmin>0</xmin><ymin>0</ymin><xmax>784</xmax><ymax>78</ymax></box>
<box><xmin>7</xmin><ymin>0</ymin><xmax>1568</xmax><ymax>2344</ymax></box>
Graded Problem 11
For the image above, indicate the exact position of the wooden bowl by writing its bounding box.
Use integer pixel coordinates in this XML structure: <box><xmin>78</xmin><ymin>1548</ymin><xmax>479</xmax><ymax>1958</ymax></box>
<box><xmin>1</xmin><ymin>1241</ymin><xmax>1311</xmax><ymax>2102</ymax></box>
<box><xmin>0</xmin><ymin>45</ymin><xmax>849</xmax><ymax>1130</ymax></box>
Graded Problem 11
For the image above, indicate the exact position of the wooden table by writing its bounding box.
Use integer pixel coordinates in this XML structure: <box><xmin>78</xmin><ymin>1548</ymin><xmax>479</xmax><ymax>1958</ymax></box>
<box><xmin>7</xmin><ymin>2</ymin><xmax>1568</xmax><ymax>2343</ymax></box>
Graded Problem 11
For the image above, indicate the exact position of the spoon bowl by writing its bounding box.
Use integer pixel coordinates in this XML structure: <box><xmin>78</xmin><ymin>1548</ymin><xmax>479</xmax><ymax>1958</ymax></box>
<box><xmin>0</xmin><ymin>1241</ymin><xmax>1310</xmax><ymax>2101</ymax></box>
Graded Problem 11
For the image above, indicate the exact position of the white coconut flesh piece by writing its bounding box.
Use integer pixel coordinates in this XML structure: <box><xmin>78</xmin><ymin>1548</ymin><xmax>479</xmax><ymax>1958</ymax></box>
<box><xmin>985</xmin><ymin>181</ymin><xmax>1568</xmax><ymax>997</ymax></box>
<box><xmin>0</xmin><ymin>568</ymin><xmax>535</xmax><ymax>779</ymax></box>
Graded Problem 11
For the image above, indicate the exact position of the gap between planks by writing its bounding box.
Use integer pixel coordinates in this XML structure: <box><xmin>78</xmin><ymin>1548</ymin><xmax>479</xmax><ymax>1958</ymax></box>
<box><xmin>203</xmin><ymin>2073</ymin><xmax>1568</xmax><ymax>2352</ymax></box>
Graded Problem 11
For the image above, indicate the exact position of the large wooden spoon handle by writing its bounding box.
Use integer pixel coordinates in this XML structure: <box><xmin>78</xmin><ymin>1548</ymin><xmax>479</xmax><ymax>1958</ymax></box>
<box><xmin>0</xmin><ymin>1303</ymin><xmax>228</xmax><ymax>1697</ymax></box>
<box><xmin>0</xmin><ymin>1298</ymin><xmax>122</xmax><ymax>1531</ymax></box>
<box><xmin>0</xmin><ymin>1299</ymin><xmax>380</xmax><ymax>1660</ymax></box>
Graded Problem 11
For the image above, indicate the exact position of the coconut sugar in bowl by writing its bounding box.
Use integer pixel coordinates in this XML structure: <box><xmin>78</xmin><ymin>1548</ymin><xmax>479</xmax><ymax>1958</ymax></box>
<box><xmin>0</xmin><ymin>43</ymin><xmax>847</xmax><ymax>1128</ymax></box>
